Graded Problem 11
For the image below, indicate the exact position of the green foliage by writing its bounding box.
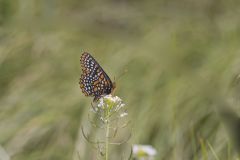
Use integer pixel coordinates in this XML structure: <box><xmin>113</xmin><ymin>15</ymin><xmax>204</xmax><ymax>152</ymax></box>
<box><xmin>0</xmin><ymin>0</ymin><xmax>240</xmax><ymax>159</ymax></box>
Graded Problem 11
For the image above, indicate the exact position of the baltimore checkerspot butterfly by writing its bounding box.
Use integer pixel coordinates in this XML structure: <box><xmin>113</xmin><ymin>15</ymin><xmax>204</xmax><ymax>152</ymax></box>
<box><xmin>79</xmin><ymin>52</ymin><xmax>116</xmax><ymax>101</ymax></box>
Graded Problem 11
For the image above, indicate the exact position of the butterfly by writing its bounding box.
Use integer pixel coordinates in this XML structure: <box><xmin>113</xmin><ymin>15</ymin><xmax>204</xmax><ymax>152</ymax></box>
<box><xmin>79</xmin><ymin>52</ymin><xmax>116</xmax><ymax>101</ymax></box>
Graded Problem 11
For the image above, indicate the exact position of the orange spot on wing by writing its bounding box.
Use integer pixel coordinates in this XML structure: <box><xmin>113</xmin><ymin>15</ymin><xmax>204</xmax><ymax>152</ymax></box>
<box><xmin>104</xmin><ymin>81</ymin><xmax>108</xmax><ymax>85</ymax></box>
<box><xmin>93</xmin><ymin>81</ymin><xmax>99</xmax><ymax>85</ymax></box>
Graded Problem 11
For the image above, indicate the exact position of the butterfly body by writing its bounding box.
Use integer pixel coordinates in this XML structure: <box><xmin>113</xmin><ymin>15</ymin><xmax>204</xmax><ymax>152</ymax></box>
<box><xmin>79</xmin><ymin>52</ymin><xmax>115</xmax><ymax>101</ymax></box>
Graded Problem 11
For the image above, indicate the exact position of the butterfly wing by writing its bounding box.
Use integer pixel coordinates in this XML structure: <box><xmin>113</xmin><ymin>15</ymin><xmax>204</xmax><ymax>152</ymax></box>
<box><xmin>79</xmin><ymin>52</ymin><xmax>114</xmax><ymax>101</ymax></box>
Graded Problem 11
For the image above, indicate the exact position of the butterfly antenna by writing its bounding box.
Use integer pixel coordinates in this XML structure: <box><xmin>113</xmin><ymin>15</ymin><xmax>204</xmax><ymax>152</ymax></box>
<box><xmin>112</xmin><ymin>69</ymin><xmax>128</xmax><ymax>95</ymax></box>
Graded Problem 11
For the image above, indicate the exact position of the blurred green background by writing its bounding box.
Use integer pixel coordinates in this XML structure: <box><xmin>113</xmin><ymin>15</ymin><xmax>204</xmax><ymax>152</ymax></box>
<box><xmin>1</xmin><ymin>0</ymin><xmax>240</xmax><ymax>159</ymax></box>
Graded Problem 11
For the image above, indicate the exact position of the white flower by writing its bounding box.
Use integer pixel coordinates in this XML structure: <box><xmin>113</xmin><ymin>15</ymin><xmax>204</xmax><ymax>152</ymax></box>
<box><xmin>133</xmin><ymin>144</ymin><xmax>157</xmax><ymax>159</ymax></box>
<box><xmin>94</xmin><ymin>94</ymin><xmax>127</xmax><ymax>122</ymax></box>
<box><xmin>97</xmin><ymin>95</ymin><xmax>124</xmax><ymax>110</ymax></box>
<box><xmin>120</xmin><ymin>112</ymin><xmax>128</xmax><ymax>117</ymax></box>
<box><xmin>97</xmin><ymin>98</ymin><xmax>104</xmax><ymax>108</ymax></box>
<box><xmin>0</xmin><ymin>145</ymin><xmax>10</xmax><ymax>160</ymax></box>
<box><xmin>115</xmin><ymin>103</ymin><xmax>125</xmax><ymax>111</ymax></box>
<box><xmin>104</xmin><ymin>95</ymin><xmax>122</xmax><ymax>103</ymax></box>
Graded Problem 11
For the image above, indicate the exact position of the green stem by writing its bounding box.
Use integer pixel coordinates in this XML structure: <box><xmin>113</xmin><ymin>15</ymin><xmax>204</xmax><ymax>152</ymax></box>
<box><xmin>105</xmin><ymin>108</ymin><xmax>110</xmax><ymax>160</ymax></box>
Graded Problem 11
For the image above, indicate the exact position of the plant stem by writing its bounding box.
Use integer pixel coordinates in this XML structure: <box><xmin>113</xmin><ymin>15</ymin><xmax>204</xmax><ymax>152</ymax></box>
<box><xmin>105</xmin><ymin>108</ymin><xmax>110</xmax><ymax>160</ymax></box>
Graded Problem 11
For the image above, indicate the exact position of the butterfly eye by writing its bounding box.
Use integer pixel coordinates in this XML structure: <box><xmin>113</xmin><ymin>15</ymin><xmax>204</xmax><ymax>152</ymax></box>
<box><xmin>79</xmin><ymin>52</ymin><xmax>115</xmax><ymax>101</ymax></box>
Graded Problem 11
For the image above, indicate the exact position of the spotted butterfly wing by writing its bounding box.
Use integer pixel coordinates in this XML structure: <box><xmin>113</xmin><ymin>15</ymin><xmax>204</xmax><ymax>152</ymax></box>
<box><xmin>79</xmin><ymin>52</ymin><xmax>115</xmax><ymax>101</ymax></box>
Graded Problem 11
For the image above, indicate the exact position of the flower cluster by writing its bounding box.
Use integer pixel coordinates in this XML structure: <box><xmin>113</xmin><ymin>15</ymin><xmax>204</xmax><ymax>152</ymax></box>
<box><xmin>133</xmin><ymin>144</ymin><xmax>157</xmax><ymax>160</ymax></box>
<box><xmin>82</xmin><ymin>94</ymin><xmax>130</xmax><ymax>160</ymax></box>
<box><xmin>97</xmin><ymin>95</ymin><xmax>125</xmax><ymax>110</ymax></box>
<box><xmin>93</xmin><ymin>95</ymin><xmax>127</xmax><ymax>123</ymax></box>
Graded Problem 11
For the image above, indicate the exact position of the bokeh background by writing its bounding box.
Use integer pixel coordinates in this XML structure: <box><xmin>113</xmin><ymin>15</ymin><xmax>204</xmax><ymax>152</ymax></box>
<box><xmin>1</xmin><ymin>0</ymin><xmax>240</xmax><ymax>160</ymax></box>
